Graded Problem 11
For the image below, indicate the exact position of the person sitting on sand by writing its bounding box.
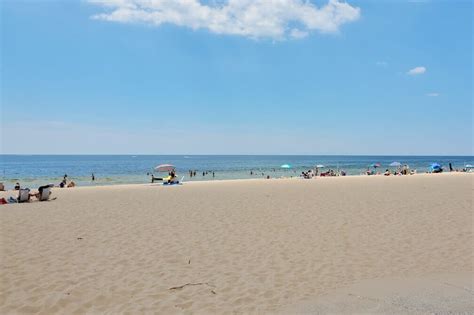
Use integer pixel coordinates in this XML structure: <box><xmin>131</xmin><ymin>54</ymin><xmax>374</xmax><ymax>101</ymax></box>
<box><xmin>67</xmin><ymin>181</ymin><xmax>76</xmax><ymax>188</ymax></box>
<box><xmin>384</xmin><ymin>169</ymin><xmax>390</xmax><ymax>176</ymax></box>
<box><xmin>166</xmin><ymin>170</ymin><xmax>177</xmax><ymax>184</ymax></box>
<box><xmin>14</xmin><ymin>182</ymin><xmax>20</xmax><ymax>190</ymax></box>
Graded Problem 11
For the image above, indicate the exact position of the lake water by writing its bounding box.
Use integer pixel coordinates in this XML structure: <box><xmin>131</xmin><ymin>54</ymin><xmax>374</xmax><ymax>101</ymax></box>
<box><xmin>1</xmin><ymin>155</ymin><xmax>472</xmax><ymax>189</ymax></box>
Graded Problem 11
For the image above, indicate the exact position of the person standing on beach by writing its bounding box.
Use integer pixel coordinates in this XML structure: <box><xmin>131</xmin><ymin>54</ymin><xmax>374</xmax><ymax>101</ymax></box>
<box><xmin>92</xmin><ymin>173</ymin><xmax>95</xmax><ymax>181</ymax></box>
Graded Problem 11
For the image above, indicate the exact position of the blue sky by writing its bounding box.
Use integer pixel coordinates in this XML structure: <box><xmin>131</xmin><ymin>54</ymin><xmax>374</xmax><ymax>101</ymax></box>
<box><xmin>1</xmin><ymin>0</ymin><xmax>472</xmax><ymax>155</ymax></box>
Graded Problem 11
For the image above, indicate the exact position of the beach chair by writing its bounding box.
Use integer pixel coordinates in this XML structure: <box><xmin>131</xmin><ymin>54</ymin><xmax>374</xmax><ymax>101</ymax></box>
<box><xmin>18</xmin><ymin>188</ymin><xmax>31</xmax><ymax>203</ymax></box>
<box><xmin>38</xmin><ymin>185</ymin><xmax>52</xmax><ymax>201</ymax></box>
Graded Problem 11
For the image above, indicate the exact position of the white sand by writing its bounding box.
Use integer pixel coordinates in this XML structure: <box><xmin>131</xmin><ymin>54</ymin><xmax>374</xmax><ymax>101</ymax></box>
<box><xmin>0</xmin><ymin>173</ymin><xmax>472</xmax><ymax>313</ymax></box>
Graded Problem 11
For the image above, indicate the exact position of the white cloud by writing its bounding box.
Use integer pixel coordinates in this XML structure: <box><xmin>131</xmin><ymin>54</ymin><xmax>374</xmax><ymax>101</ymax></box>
<box><xmin>88</xmin><ymin>0</ymin><xmax>361</xmax><ymax>40</ymax></box>
<box><xmin>426</xmin><ymin>92</ymin><xmax>439</xmax><ymax>97</ymax></box>
<box><xmin>376</xmin><ymin>61</ymin><xmax>388</xmax><ymax>67</ymax></box>
<box><xmin>290</xmin><ymin>28</ymin><xmax>309</xmax><ymax>39</ymax></box>
<box><xmin>407</xmin><ymin>66</ymin><xmax>426</xmax><ymax>75</ymax></box>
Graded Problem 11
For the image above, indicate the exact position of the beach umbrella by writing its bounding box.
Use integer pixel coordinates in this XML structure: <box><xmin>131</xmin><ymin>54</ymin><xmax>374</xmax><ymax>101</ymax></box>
<box><xmin>155</xmin><ymin>164</ymin><xmax>175</xmax><ymax>172</ymax></box>
<box><xmin>280</xmin><ymin>164</ymin><xmax>291</xmax><ymax>169</ymax></box>
<box><xmin>316</xmin><ymin>164</ymin><xmax>325</xmax><ymax>168</ymax></box>
<box><xmin>389</xmin><ymin>161</ymin><xmax>401</xmax><ymax>167</ymax></box>
<box><xmin>370</xmin><ymin>163</ymin><xmax>381</xmax><ymax>168</ymax></box>
<box><xmin>465</xmin><ymin>164</ymin><xmax>473</xmax><ymax>168</ymax></box>
<box><xmin>430</xmin><ymin>163</ymin><xmax>442</xmax><ymax>171</ymax></box>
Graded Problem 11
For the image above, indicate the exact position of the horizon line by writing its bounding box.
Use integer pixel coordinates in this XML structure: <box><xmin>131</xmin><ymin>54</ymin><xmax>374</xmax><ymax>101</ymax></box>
<box><xmin>1</xmin><ymin>154</ymin><xmax>473</xmax><ymax>157</ymax></box>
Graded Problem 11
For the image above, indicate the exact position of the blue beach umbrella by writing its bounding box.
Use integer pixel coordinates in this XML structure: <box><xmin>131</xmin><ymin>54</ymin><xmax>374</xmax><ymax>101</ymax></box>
<box><xmin>389</xmin><ymin>161</ymin><xmax>401</xmax><ymax>167</ymax></box>
<box><xmin>430</xmin><ymin>163</ymin><xmax>442</xmax><ymax>172</ymax></box>
<box><xmin>280</xmin><ymin>164</ymin><xmax>291</xmax><ymax>169</ymax></box>
<box><xmin>370</xmin><ymin>163</ymin><xmax>381</xmax><ymax>168</ymax></box>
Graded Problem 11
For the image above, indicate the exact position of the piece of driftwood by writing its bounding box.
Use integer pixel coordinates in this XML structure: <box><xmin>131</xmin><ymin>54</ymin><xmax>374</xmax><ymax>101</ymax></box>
<box><xmin>169</xmin><ymin>282</ymin><xmax>214</xmax><ymax>290</ymax></box>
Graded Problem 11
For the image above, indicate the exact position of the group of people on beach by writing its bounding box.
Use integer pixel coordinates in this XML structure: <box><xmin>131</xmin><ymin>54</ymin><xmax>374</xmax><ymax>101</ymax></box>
<box><xmin>381</xmin><ymin>165</ymin><xmax>415</xmax><ymax>176</ymax></box>
<box><xmin>59</xmin><ymin>174</ymin><xmax>76</xmax><ymax>188</ymax></box>
<box><xmin>150</xmin><ymin>170</ymin><xmax>178</xmax><ymax>184</ymax></box>
<box><xmin>0</xmin><ymin>183</ymin><xmax>55</xmax><ymax>204</ymax></box>
<box><xmin>0</xmin><ymin>171</ymin><xmax>101</xmax><ymax>205</ymax></box>
<box><xmin>9</xmin><ymin>174</ymin><xmax>77</xmax><ymax>192</ymax></box>
<box><xmin>301</xmin><ymin>168</ymin><xmax>346</xmax><ymax>179</ymax></box>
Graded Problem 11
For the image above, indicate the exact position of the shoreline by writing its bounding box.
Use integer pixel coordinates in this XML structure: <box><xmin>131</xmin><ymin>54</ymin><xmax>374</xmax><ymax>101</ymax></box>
<box><xmin>1</xmin><ymin>171</ymin><xmax>470</xmax><ymax>193</ymax></box>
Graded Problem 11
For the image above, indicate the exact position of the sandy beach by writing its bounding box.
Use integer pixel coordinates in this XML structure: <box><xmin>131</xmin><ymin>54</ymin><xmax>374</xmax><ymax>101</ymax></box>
<box><xmin>0</xmin><ymin>173</ymin><xmax>472</xmax><ymax>313</ymax></box>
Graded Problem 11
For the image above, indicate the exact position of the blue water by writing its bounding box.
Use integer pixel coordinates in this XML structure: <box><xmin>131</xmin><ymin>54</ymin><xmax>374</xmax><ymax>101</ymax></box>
<box><xmin>0</xmin><ymin>155</ymin><xmax>472</xmax><ymax>189</ymax></box>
